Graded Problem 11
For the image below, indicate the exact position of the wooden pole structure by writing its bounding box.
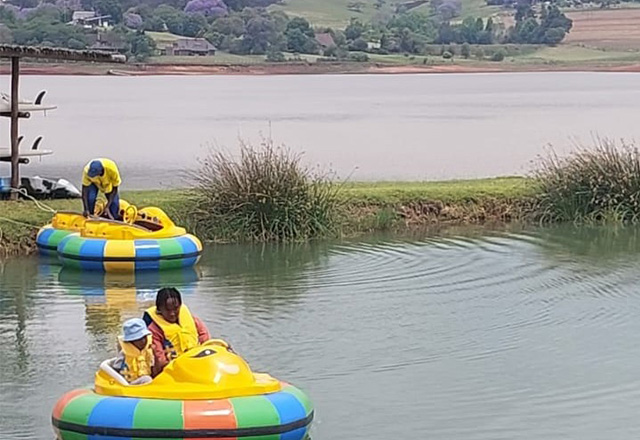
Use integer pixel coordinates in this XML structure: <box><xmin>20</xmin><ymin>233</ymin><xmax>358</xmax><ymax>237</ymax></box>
<box><xmin>0</xmin><ymin>45</ymin><xmax>124</xmax><ymax>201</ymax></box>
<box><xmin>9</xmin><ymin>56</ymin><xmax>19</xmax><ymax>200</ymax></box>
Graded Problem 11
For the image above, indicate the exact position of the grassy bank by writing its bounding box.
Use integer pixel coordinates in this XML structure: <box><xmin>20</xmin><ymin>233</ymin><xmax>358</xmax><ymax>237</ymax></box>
<box><xmin>5</xmin><ymin>46</ymin><xmax>640</xmax><ymax>77</ymax></box>
<box><xmin>144</xmin><ymin>44</ymin><xmax>640</xmax><ymax>69</ymax></box>
<box><xmin>5</xmin><ymin>134</ymin><xmax>635</xmax><ymax>256</ymax></box>
<box><xmin>0</xmin><ymin>177</ymin><xmax>537</xmax><ymax>257</ymax></box>
<box><xmin>341</xmin><ymin>177</ymin><xmax>537</xmax><ymax>234</ymax></box>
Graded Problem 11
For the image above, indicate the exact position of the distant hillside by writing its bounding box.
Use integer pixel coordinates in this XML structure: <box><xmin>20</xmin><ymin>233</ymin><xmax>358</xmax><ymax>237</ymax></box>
<box><xmin>269</xmin><ymin>0</ymin><xmax>400</xmax><ymax>28</ymax></box>
<box><xmin>268</xmin><ymin>0</ymin><xmax>499</xmax><ymax>28</ymax></box>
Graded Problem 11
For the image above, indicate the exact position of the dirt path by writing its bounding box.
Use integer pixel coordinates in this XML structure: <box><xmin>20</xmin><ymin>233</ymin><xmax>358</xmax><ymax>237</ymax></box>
<box><xmin>2</xmin><ymin>60</ymin><xmax>640</xmax><ymax>76</ymax></box>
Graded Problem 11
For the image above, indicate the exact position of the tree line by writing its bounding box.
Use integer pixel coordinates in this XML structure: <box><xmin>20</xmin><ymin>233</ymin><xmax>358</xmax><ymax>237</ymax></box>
<box><xmin>0</xmin><ymin>0</ymin><xmax>572</xmax><ymax>62</ymax></box>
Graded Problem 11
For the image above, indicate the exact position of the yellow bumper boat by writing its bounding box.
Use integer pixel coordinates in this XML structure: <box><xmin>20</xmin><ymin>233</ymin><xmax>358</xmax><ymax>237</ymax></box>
<box><xmin>36</xmin><ymin>200</ymin><xmax>202</xmax><ymax>272</ymax></box>
<box><xmin>52</xmin><ymin>340</ymin><xmax>314</xmax><ymax>440</ymax></box>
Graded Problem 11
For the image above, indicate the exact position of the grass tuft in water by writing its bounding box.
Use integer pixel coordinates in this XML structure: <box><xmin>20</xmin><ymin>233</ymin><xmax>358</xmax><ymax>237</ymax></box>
<box><xmin>188</xmin><ymin>138</ymin><xmax>341</xmax><ymax>242</ymax></box>
<box><xmin>533</xmin><ymin>137</ymin><xmax>640</xmax><ymax>224</ymax></box>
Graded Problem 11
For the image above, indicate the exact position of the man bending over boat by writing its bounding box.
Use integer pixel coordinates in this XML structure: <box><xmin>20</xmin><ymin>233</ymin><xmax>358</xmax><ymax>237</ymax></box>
<box><xmin>143</xmin><ymin>287</ymin><xmax>210</xmax><ymax>376</ymax></box>
<box><xmin>82</xmin><ymin>158</ymin><xmax>122</xmax><ymax>220</ymax></box>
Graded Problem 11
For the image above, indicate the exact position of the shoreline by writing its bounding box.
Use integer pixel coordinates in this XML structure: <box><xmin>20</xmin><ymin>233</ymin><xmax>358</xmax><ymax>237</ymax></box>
<box><xmin>0</xmin><ymin>178</ymin><xmax>536</xmax><ymax>258</ymax></box>
<box><xmin>1</xmin><ymin>61</ymin><xmax>640</xmax><ymax>76</ymax></box>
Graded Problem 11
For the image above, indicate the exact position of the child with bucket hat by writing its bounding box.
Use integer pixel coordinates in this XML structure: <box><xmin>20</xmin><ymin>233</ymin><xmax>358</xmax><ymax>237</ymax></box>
<box><xmin>112</xmin><ymin>318</ymin><xmax>154</xmax><ymax>385</ymax></box>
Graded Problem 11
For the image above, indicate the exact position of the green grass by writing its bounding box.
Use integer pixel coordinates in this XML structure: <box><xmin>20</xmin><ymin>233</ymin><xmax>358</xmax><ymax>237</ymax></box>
<box><xmin>363</xmin><ymin>52</ymin><xmax>475</xmax><ymax>65</ymax></box>
<box><xmin>365</xmin><ymin>52</ymin><xmax>428</xmax><ymax>63</ymax></box>
<box><xmin>148</xmin><ymin>53</ymin><xmax>267</xmax><ymax>65</ymax></box>
<box><xmin>148</xmin><ymin>52</ymin><xmax>322</xmax><ymax>66</ymax></box>
<box><xmin>363</xmin><ymin>44</ymin><xmax>640</xmax><ymax>67</ymax></box>
<box><xmin>341</xmin><ymin>177</ymin><xmax>537</xmax><ymax>205</ymax></box>
<box><xmin>147</xmin><ymin>31</ymin><xmax>194</xmax><ymax>49</ymax></box>
<box><xmin>270</xmin><ymin>0</ymin><xmax>500</xmax><ymax>28</ymax></box>
<box><xmin>0</xmin><ymin>190</ymin><xmax>184</xmax><ymax>228</ymax></box>
<box><xmin>410</xmin><ymin>0</ymin><xmax>500</xmax><ymax>20</ymax></box>
<box><xmin>458</xmin><ymin>0</ymin><xmax>500</xmax><ymax>19</ymax></box>
<box><xmin>270</xmin><ymin>0</ymin><xmax>396</xmax><ymax>28</ymax></box>
<box><xmin>351</xmin><ymin>44</ymin><xmax>640</xmax><ymax>67</ymax></box>
<box><xmin>512</xmin><ymin>45</ymin><xmax>640</xmax><ymax>64</ymax></box>
<box><xmin>0</xmin><ymin>178</ymin><xmax>537</xmax><ymax>254</ymax></box>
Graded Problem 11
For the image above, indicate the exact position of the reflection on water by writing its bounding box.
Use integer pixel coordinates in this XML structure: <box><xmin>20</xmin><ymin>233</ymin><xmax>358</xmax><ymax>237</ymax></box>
<box><xmin>58</xmin><ymin>266</ymin><xmax>201</xmax><ymax>296</ymax></box>
<box><xmin>199</xmin><ymin>242</ymin><xmax>332</xmax><ymax>312</ymax></box>
<box><xmin>0</xmin><ymin>256</ymin><xmax>38</xmax><ymax>377</ymax></box>
<box><xmin>532</xmin><ymin>224</ymin><xmax>640</xmax><ymax>265</ymax></box>
<box><xmin>60</xmin><ymin>267</ymin><xmax>202</xmax><ymax>340</ymax></box>
<box><xmin>5</xmin><ymin>226</ymin><xmax>640</xmax><ymax>439</ymax></box>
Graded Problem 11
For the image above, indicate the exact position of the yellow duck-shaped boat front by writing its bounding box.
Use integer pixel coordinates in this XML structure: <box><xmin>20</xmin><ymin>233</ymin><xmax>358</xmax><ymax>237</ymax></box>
<box><xmin>52</xmin><ymin>340</ymin><xmax>314</xmax><ymax>439</ymax></box>
<box><xmin>36</xmin><ymin>200</ymin><xmax>202</xmax><ymax>272</ymax></box>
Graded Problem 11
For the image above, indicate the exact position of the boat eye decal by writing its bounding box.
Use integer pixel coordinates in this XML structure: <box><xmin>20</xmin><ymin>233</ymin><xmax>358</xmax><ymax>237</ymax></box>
<box><xmin>192</xmin><ymin>348</ymin><xmax>216</xmax><ymax>358</ymax></box>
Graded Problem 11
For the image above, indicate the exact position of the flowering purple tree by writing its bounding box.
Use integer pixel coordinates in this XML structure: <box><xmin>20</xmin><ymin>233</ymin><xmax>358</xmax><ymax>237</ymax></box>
<box><xmin>17</xmin><ymin>7</ymin><xmax>36</xmax><ymax>19</ymax></box>
<box><xmin>123</xmin><ymin>12</ymin><xmax>143</xmax><ymax>29</ymax></box>
<box><xmin>184</xmin><ymin>0</ymin><xmax>228</xmax><ymax>18</ymax></box>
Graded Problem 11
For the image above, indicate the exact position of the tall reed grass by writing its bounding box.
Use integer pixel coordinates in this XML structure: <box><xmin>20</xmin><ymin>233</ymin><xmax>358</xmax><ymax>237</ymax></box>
<box><xmin>189</xmin><ymin>138</ymin><xmax>341</xmax><ymax>242</ymax></box>
<box><xmin>533</xmin><ymin>138</ymin><xmax>640</xmax><ymax>224</ymax></box>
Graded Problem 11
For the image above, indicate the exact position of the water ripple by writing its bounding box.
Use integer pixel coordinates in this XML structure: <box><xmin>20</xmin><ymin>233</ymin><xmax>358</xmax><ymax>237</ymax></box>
<box><xmin>5</xmin><ymin>227</ymin><xmax>640</xmax><ymax>439</ymax></box>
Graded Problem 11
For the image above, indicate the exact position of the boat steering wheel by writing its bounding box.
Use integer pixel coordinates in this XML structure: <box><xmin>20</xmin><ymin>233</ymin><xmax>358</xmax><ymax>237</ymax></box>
<box><xmin>93</xmin><ymin>199</ymin><xmax>106</xmax><ymax>216</ymax></box>
<box><xmin>122</xmin><ymin>205</ymin><xmax>138</xmax><ymax>225</ymax></box>
<box><xmin>203</xmin><ymin>339</ymin><xmax>230</xmax><ymax>349</ymax></box>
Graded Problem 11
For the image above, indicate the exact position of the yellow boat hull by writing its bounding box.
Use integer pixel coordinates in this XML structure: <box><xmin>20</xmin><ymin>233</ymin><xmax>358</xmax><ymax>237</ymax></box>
<box><xmin>36</xmin><ymin>205</ymin><xmax>203</xmax><ymax>272</ymax></box>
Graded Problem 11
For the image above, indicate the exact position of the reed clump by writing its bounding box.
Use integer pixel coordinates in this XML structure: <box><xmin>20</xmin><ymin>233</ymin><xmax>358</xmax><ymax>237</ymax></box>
<box><xmin>189</xmin><ymin>138</ymin><xmax>341</xmax><ymax>242</ymax></box>
<box><xmin>533</xmin><ymin>138</ymin><xmax>640</xmax><ymax>224</ymax></box>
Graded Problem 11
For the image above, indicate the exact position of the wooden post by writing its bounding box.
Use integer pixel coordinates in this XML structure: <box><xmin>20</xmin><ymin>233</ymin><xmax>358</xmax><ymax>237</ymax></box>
<box><xmin>9</xmin><ymin>56</ymin><xmax>19</xmax><ymax>200</ymax></box>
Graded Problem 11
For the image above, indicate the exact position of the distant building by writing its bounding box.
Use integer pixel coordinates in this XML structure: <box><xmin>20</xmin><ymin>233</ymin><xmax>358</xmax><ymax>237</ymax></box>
<box><xmin>70</xmin><ymin>11</ymin><xmax>111</xmax><ymax>29</ymax></box>
<box><xmin>367</xmin><ymin>40</ymin><xmax>382</xmax><ymax>50</ymax></box>
<box><xmin>315</xmin><ymin>33</ymin><xmax>336</xmax><ymax>49</ymax></box>
<box><xmin>165</xmin><ymin>38</ymin><xmax>216</xmax><ymax>56</ymax></box>
<box><xmin>71</xmin><ymin>11</ymin><xmax>96</xmax><ymax>24</ymax></box>
<box><xmin>89</xmin><ymin>41</ymin><xmax>127</xmax><ymax>54</ymax></box>
<box><xmin>89</xmin><ymin>32</ymin><xmax>127</xmax><ymax>51</ymax></box>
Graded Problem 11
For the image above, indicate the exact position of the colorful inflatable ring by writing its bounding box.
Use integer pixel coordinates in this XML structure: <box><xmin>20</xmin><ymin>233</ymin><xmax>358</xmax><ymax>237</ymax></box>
<box><xmin>36</xmin><ymin>225</ymin><xmax>75</xmax><ymax>257</ymax></box>
<box><xmin>36</xmin><ymin>206</ymin><xmax>203</xmax><ymax>272</ymax></box>
<box><xmin>52</xmin><ymin>342</ymin><xmax>314</xmax><ymax>440</ymax></box>
<box><xmin>56</xmin><ymin>234</ymin><xmax>202</xmax><ymax>272</ymax></box>
<box><xmin>52</xmin><ymin>384</ymin><xmax>313</xmax><ymax>440</ymax></box>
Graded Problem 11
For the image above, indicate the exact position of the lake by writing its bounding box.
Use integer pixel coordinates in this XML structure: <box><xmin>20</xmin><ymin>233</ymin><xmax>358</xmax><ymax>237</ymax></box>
<box><xmin>3</xmin><ymin>225</ymin><xmax>640</xmax><ymax>439</ymax></box>
<box><xmin>1</xmin><ymin>72</ymin><xmax>640</xmax><ymax>188</ymax></box>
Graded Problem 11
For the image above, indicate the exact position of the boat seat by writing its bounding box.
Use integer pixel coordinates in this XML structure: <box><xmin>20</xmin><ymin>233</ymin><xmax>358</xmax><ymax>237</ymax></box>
<box><xmin>99</xmin><ymin>358</ymin><xmax>130</xmax><ymax>387</ymax></box>
<box><xmin>133</xmin><ymin>220</ymin><xmax>164</xmax><ymax>232</ymax></box>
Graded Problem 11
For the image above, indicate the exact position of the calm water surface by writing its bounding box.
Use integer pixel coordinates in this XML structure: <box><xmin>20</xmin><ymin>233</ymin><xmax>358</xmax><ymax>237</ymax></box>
<box><xmin>1</xmin><ymin>72</ymin><xmax>640</xmax><ymax>187</ymax></box>
<box><xmin>3</xmin><ymin>225</ymin><xmax>640</xmax><ymax>439</ymax></box>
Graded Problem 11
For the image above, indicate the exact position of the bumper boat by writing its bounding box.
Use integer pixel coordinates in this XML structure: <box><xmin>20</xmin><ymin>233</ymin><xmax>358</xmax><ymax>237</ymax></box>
<box><xmin>36</xmin><ymin>200</ymin><xmax>202</xmax><ymax>272</ymax></box>
<box><xmin>52</xmin><ymin>340</ymin><xmax>313</xmax><ymax>440</ymax></box>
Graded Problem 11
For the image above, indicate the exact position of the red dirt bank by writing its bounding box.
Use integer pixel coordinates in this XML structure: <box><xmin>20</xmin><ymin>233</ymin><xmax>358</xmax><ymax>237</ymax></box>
<box><xmin>1</xmin><ymin>61</ymin><xmax>640</xmax><ymax>76</ymax></box>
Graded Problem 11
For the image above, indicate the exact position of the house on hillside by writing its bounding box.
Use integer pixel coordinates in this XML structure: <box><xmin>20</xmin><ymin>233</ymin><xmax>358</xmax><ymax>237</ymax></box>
<box><xmin>71</xmin><ymin>11</ymin><xmax>96</xmax><ymax>24</ymax></box>
<box><xmin>70</xmin><ymin>11</ymin><xmax>111</xmax><ymax>29</ymax></box>
<box><xmin>315</xmin><ymin>33</ymin><xmax>336</xmax><ymax>49</ymax></box>
<box><xmin>367</xmin><ymin>40</ymin><xmax>381</xmax><ymax>50</ymax></box>
<box><xmin>89</xmin><ymin>33</ymin><xmax>127</xmax><ymax>54</ymax></box>
<box><xmin>165</xmin><ymin>39</ymin><xmax>216</xmax><ymax>56</ymax></box>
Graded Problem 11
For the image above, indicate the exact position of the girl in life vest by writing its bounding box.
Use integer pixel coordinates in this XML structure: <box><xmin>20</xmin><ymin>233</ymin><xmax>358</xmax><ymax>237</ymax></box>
<box><xmin>142</xmin><ymin>287</ymin><xmax>210</xmax><ymax>376</ymax></box>
<box><xmin>112</xmin><ymin>318</ymin><xmax>154</xmax><ymax>385</ymax></box>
